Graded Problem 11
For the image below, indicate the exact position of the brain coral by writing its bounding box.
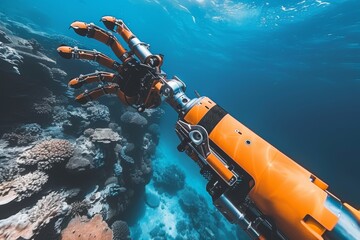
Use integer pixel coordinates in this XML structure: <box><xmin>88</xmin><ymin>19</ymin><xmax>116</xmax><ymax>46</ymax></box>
<box><xmin>17</xmin><ymin>139</ymin><xmax>74</xmax><ymax>170</ymax></box>
<box><xmin>111</xmin><ymin>220</ymin><xmax>131</xmax><ymax>240</ymax></box>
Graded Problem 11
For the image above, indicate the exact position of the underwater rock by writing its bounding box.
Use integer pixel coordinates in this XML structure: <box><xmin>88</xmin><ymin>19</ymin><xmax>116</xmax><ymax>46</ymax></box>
<box><xmin>73</xmin><ymin>135</ymin><xmax>104</xmax><ymax>168</ymax></box>
<box><xmin>27</xmin><ymin>38</ymin><xmax>42</xmax><ymax>53</ymax></box>
<box><xmin>143</xmin><ymin>108</ymin><xmax>165</xmax><ymax>122</ymax></box>
<box><xmin>0</xmin><ymin>30</ymin><xmax>12</xmax><ymax>43</ymax></box>
<box><xmin>0</xmin><ymin>191</ymin><xmax>69</xmax><ymax>240</ymax></box>
<box><xmin>60</xmin><ymin>214</ymin><xmax>113</xmax><ymax>240</ymax></box>
<box><xmin>17</xmin><ymin>139</ymin><xmax>74</xmax><ymax>171</ymax></box>
<box><xmin>120</xmin><ymin>111</ymin><xmax>148</xmax><ymax>126</ymax></box>
<box><xmin>108</xmin><ymin>122</ymin><xmax>122</xmax><ymax>135</ymax></box>
<box><xmin>105</xmin><ymin>176</ymin><xmax>119</xmax><ymax>186</ymax></box>
<box><xmin>111</xmin><ymin>220</ymin><xmax>131</xmax><ymax>240</ymax></box>
<box><xmin>12</xmin><ymin>44</ymin><xmax>56</xmax><ymax>66</ymax></box>
<box><xmin>0</xmin><ymin>42</ymin><xmax>23</xmax><ymax>74</ymax></box>
<box><xmin>0</xmin><ymin>171</ymin><xmax>48</xmax><ymax>205</ymax></box>
<box><xmin>65</xmin><ymin>154</ymin><xmax>93</xmax><ymax>173</ymax></box>
<box><xmin>145</xmin><ymin>188</ymin><xmax>160</xmax><ymax>208</ymax></box>
<box><xmin>153</xmin><ymin>164</ymin><xmax>185</xmax><ymax>194</ymax></box>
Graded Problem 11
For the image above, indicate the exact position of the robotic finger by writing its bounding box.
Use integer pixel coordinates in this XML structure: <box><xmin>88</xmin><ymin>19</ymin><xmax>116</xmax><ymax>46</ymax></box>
<box><xmin>68</xmin><ymin>71</ymin><xmax>119</xmax><ymax>89</ymax></box>
<box><xmin>73</xmin><ymin>84</ymin><xmax>136</xmax><ymax>105</ymax></box>
<box><xmin>57</xmin><ymin>46</ymin><xmax>123</xmax><ymax>73</ymax></box>
<box><xmin>69</xmin><ymin>21</ymin><xmax>132</xmax><ymax>62</ymax></box>
<box><xmin>101</xmin><ymin>16</ymin><xmax>163</xmax><ymax>68</ymax></box>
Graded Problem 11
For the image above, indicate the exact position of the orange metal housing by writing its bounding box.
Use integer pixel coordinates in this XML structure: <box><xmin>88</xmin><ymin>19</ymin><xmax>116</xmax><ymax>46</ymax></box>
<box><xmin>183</xmin><ymin>97</ymin><xmax>342</xmax><ymax>240</ymax></box>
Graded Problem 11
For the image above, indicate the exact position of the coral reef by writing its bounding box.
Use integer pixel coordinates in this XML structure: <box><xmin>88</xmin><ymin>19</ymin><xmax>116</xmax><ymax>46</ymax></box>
<box><xmin>86</xmin><ymin>102</ymin><xmax>111</xmax><ymax>125</ymax></box>
<box><xmin>0</xmin><ymin>30</ymin><xmax>12</xmax><ymax>43</ymax></box>
<box><xmin>0</xmin><ymin>42</ymin><xmax>23</xmax><ymax>74</ymax></box>
<box><xmin>0</xmin><ymin>191</ymin><xmax>68</xmax><ymax>240</ymax></box>
<box><xmin>1</xmin><ymin>123</ymin><xmax>43</xmax><ymax>146</ymax></box>
<box><xmin>153</xmin><ymin>164</ymin><xmax>186</xmax><ymax>194</ymax></box>
<box><xmin>60</xmin><ymin>214</ymin><xmax>113</xmax><ymax>240</ymax></box>
<box><xmin>61</xmin><ymin>103</ymin><xmax>111</xmax><ymax>135</ymax></box>
<box><xmin>17</xmin><ymin>139</ymin><xmax>74</xmax><ymax>171</ymax></box>
<box><xmin>0</xmin><ymin>171</ymin><xmax>48</xmax><ymax>205</ymax></box>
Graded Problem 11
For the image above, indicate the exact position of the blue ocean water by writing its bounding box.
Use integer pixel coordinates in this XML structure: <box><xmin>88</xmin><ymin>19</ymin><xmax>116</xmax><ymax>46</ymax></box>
<box><xmin>0</xmin><ymin>0</ymin><xmax>359</xmax><ymax>238</ymax></box>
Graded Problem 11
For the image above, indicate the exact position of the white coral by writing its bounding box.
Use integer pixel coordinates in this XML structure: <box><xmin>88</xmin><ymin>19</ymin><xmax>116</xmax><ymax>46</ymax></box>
<box><xmin>0</xmin><ymin>171</ymin><xmax>48</xmax><ymax>205</ymax></box>
<box><xmin>0</xmin><ymin>192</ymin><xmax>68</xmax><ymax>240</ymax></box>
<box><xmin>17</xmin><ymin>139</ymin><xmax>74</xmax><ymax>170</ymax></box>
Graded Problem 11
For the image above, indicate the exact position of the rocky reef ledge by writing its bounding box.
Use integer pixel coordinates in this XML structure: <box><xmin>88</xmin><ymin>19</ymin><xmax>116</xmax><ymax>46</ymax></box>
<box><xmin>0</xmin><ymin>13</ymin><xmax>163</xmax><ymax>240</ymax></box>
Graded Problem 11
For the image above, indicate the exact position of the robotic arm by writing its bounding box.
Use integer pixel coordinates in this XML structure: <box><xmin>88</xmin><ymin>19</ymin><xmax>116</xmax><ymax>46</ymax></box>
<box><xmin>57</xmin><ymin>16</ymin><xmax>360</xmax><ymax>240</ymax></box>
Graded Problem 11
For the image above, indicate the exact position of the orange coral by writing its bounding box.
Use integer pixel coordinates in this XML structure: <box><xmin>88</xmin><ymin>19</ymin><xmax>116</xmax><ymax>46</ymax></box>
<box><xmin>60</xmin><ymin>214</ymin><xmax>113</xmax><ymax>240</ymax></box>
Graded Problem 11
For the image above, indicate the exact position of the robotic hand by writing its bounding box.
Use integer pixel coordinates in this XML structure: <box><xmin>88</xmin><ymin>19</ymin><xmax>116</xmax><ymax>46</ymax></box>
<box><xmin>58</xmin><ymin>16</ymin><xmax>360</xmax><ymax>240</ymax></box>
<box><xmin>57</xmin><ymin>16</ymin><xmax>164</xmax><ymax>112</ymax></box>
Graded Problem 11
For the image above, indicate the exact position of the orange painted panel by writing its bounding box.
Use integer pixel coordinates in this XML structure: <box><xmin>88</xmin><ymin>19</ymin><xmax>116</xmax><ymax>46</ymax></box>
<box><xmin>183</xmin><ymin>97</ymin><xmax>215</xmax><ymax>124</ymax></box>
